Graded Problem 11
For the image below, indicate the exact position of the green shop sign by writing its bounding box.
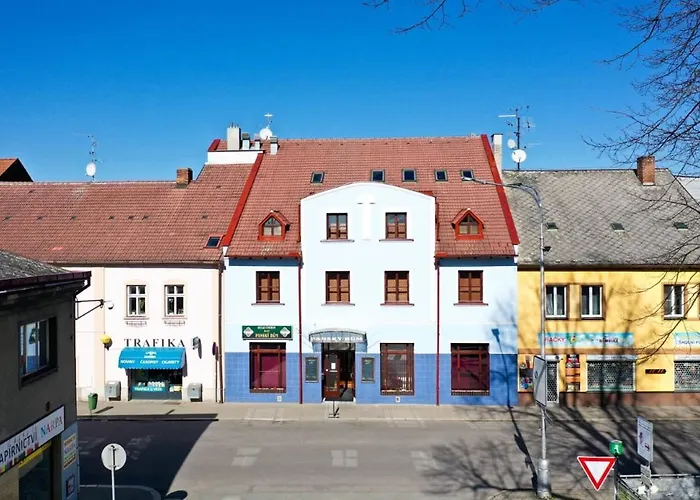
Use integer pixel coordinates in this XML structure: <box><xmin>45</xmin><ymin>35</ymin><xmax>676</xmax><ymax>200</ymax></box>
<box><xmin>242</xmin><ymin>325</ymin><xmax>293</xmax><ymax>341</ymax></box>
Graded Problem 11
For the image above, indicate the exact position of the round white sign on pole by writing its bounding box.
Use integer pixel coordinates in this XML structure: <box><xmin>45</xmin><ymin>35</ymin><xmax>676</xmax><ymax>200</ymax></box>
<box><xmin>101</xmin><ymin>443</ymin><xmax>127</xmax><ymax>471</ymax></box>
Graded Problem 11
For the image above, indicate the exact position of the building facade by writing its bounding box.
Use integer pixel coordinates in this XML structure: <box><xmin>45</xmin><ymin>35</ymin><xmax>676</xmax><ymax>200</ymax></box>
<box><xmin>222</xmin><ymin>129</ymin><xmax>520</xmax><ymax>405</ymax></box>
<box><xmin>505</xmin><ymin>158</ymin><xmax>700</xmax><ymax>406</ymax></box>
<box><xmin>0</xmin><ymin>157</ymin><xmax>252</xmax><ymax>403</ymax></box>
<box><xmin>0</xmin><ymin>250</ymin><xmax>89</xmax><ymax>500</ymax></box>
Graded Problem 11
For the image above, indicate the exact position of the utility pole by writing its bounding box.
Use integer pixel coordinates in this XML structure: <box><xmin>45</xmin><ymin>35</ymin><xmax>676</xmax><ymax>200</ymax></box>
<box><xmin>498</xmin><ymin>106</ymin><xmax>535</xmax><ymax>171</ymax></box>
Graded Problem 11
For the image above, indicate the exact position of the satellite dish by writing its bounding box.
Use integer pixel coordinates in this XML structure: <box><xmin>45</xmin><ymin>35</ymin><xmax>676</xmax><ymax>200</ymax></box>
<box><xmin>86</xmin><ymin>161</ymin><xmax>97</xmax><ymax>178</ymax></box>
<box><xmin>511</xmin><ymin>149</ymin><xmax>527</xmax><ymax>164</ymax></box>
<box><xmin>259</xmin><ymin>127</ymin><xmax>273</xmax><ymax>141</ymax></box>
<box><xmin>507</xmin><ymin>138</ymin><xmax>517</xmax><ymax>149</ymax></box>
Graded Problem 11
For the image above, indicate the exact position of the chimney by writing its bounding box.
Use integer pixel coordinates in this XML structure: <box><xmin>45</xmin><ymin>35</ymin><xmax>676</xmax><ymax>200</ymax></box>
<box><xmin>491</xmin><ymin>133</ymin><xmax>503</xmax><ymax>175</ymax></box>
<box><xmin>176</xmin><ymin>167</ymin><xmax>193</xmax><ymax>187</ymax></box>
<box><xmin>270</xmin><ymin>136</ymin><xmax>279</xmax><ymax>155</ymax></box>
<box><xmin>226</xmin><ymin>124</ymin><xmax>241</xmax><ymax>151</ymax></box>
<box><xmin>636</xmin><ymin>156</ymin><xmax>656</xmax><ymax>185</ymax></box>
<box><xmin>241</xmin><ymin>132</ymin><xmax>250</xmax><ymax>150</ymax></box>
<box><xmin>253</xmin><ymin>133</ymin><xmax>261</xmax><ymax>150</ymax></box>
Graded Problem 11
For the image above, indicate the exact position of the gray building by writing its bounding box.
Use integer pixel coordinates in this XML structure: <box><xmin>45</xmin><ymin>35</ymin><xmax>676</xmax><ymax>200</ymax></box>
<box><xmin>0</xmin><ymin>250</ymin><xmax>90</xmax><ymax>500</ymax></box>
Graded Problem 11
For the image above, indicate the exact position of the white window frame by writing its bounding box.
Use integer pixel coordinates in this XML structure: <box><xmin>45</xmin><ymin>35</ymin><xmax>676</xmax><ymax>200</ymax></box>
<box><xmin>19</xmin><ymin>319</ymin><xmax>52</xmax><ymax>377</ymax></box>
<box><xmin>126</xmin><ymin>285</ymin><xmax>147</xmax><ymax>317</ymax></box>
<box><xmin>581</xmin><ymin>285</ymin><xmax>603</xmax><ymax>318</ymax></box>
<box><xmin>164</xmin><ymin>284</ymin><xmax>186</xmax><ymax>317</ymax></box>
<box><xmin>664</xmin><ymin>284</ymin><xmax>685</xmax><ymax>318</ymax></box>
<box><xmin>545</xmin><ymin>285</ymin><xmax>567</xmax><ymax>319</ymax></box>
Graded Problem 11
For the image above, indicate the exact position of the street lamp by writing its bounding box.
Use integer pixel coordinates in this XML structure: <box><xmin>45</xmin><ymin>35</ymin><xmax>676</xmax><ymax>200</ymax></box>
<box><xmin>75</xmin><ymin>298</ymin><xmax>114</xmax><ymax>320</ymax></box>
<box><xmin>464</xmin><ymin>173</ymin><xmax>551</xmax><ymax>498</ymax></box>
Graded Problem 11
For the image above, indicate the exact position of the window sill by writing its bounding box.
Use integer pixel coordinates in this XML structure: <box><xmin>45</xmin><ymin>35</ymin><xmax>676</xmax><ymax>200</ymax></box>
<box><xmin>249</xmin><ymin>388</ymin><xmax>286</xmax><ymax>394</ymax></box>
<box><xmin>21</xmin><ymin>367</ymin><xmax>58</xmax><ymax>387</ymax></box>
<box><xmin>381</xmin><ymin>302</ymin><xmax>415</xmax><ymax>306</ymax></box>
<box><xmin>163</xmin><ymin>315</ymin><xmax>187</xmax><ymax>320</ymax></box>
<box><xmin>124</xmin><ymin>317</ymin><xmax>148</xmax><ymax>322</ymax></box>
<box><xmin>664</xmin><ymin>315</ymin><xmax>685</xmax><ymax>320</ymax></box>
<box><xmin>320</xmin><ymin>239</ymin><xmax>355</xmax><ymax>243</ymax></box>
<box><xmin>454</xmin><ymin>302</ymin><xmax>489</xmax><ymax>306</ymax></box>
<box><xmin>381</xmin><ymin>391</ymin><xmax>415</xmax><ymax>396</ymax></box>
<box><xmin>251</xmin><ymin>302</ymin><xmax>285</xmax><ymax>306</ymax></box>
<box><xmin>580</xmin><ymin>315</ymin><xmax>604</xmax><ymax>320</ymax></box>
<box><xmin>545</xmin><ymin>316</ymin><xmax>567</xmax><ymax>320</ymax></box>
<box><xmin>323</xmin><ymin>302</ymin><xmax>356</xmax><ymax>306</ymax></box>
<box><xmin>379</xmin><ymin>238</ymin><xmax>414</xmax><ymax>242</ymax></box>
<box><xmin>451</xmin><ymin>390</ymin><xmax>490</xmax><ymax>396</ymax></box>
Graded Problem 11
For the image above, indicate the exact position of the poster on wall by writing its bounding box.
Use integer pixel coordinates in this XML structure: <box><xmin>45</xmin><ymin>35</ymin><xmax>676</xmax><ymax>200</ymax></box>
<box><xmin>63</xmin><ymin>434</ymin><xmax>77</xmax><ymax>470</ymax></box>
<box><xmin>65</xmin><ymin>474</ymin><xmax>75</xmax><ymax>498</ymax></box>
<box><xmin>519</xmin><ymin>356</ymin><xmax>534</xmax><ymax>391</ymax></box>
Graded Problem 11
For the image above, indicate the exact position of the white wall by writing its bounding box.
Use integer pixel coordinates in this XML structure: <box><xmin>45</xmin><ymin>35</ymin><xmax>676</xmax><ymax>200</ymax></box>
<box><xmin>206</xmin><ymin>149</ymin><xmax>261</xmax><ymax>165</ymax></box>
<box><xmin>70</xmin><ymin>265</ymin><xmax>220</xmax><ymax>401</ymax></box>
<box><xmin>300</xmin><ymin>182</ymin><xmax>436</xmax><ymax>353</ymax></box>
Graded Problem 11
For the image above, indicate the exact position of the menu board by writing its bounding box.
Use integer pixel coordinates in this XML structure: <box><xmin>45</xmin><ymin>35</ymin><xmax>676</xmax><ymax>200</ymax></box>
<box><xmin>361</xmin><ymin>357</ymin><xmax>375</xmax><ymax>383</ymax></box>
<box><xmin>304</xmin><ymin>356</ymin><xmax>319</xmax><ymax>382</ymax></box>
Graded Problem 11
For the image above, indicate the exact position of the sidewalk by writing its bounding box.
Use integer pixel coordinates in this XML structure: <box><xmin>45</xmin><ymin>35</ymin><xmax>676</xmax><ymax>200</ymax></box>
<box><xmin>77</xmin><ymin>400</ymin><xmax>700</xmax><ymax>423</ymax></box>
<box><xmin>80</xmin><ymin>485</ymin><xmax>160</xmax><ymax>500</ymax></box>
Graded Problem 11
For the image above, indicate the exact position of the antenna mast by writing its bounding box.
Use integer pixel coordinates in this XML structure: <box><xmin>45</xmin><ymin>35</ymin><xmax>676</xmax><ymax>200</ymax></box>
<box><xmin>498</xmin><ymin>106</ymin><xmax>534</xmax><ymax>170</ymax></box>
<box><xmin>85</xmin><ymin>134</ymin><xmax>99</xmax><ymax>181</ymax></box>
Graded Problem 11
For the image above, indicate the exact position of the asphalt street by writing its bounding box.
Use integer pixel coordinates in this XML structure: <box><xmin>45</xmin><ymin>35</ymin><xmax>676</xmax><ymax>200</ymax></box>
<box><xmin>77</xmin><ymin>416</ymin><xmax>700</xmax><ymax>500</ymax></box>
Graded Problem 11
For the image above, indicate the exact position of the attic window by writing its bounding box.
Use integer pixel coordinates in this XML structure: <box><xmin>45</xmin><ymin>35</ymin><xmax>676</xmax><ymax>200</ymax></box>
<box><xmin>206</xmin><ymin>236</ymin><xmax>221</xmax><ymax>248</ymax></box>
<box><xmin>460</xmin><ymin>169</ymin><xmax>474</xmax><ymax>181</ymax></box>
<box><xmin>435</xmin><ymin>170</ymin><xmax>448</xmax><ymax>182</ymax></box>
<box><xmin>311</xmin><ymin>172</ymin><xmax>325</xmax><ymax>183</ymax></box>
<box><xmin>674</xmin><ymin>222</ymin><xmax>689</xmax><ymax>230</ymax></box>
<box><xmin>546</xmin><ymin>222</ymin><xmax>558</xmax><ymax>231</ymax></box>
<box><xmin>453</xmin><ymin>210</ymin><xmax>484</xmax><ymax>240</ymax></box>
<box><xmin>611</xmin><ymin>222</ymin><xmax>625</xmax><ymax>232</ymax></box>
<box><xmin>258</xmin><ymin>212</ymin><xmax>289</xmax><ymax>241</ymax></box>
<box><xmin>371</xmin><ymin>170</ymin><xmax>385</xmax><ymax>182</ymax></box>
<box><xmin>402</xmin><ymin>169</ymin><xmax>417</xmax><ymax>182</ymax></box>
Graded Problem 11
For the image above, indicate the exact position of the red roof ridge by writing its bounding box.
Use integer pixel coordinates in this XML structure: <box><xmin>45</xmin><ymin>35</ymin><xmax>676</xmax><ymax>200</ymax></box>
<box><xmin>221</xmin><ymin>152</ymin><xmax>265</xmax><ymax>246</ymax></box>
<box><xmin>481</xmin><ymin>134</ymin><xmax>520</xmax><ymax>246</ymax></box>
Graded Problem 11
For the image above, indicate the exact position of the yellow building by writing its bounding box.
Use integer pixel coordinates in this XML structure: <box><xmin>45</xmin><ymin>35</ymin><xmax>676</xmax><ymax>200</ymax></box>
<box><xmin>503</xmin><ymin>157</ymin><xmax>700</xmax><ymax>406</ymax></box>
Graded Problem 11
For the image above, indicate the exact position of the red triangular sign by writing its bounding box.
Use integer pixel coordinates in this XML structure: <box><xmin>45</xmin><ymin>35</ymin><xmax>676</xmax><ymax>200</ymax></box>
<box><xmin>577</xmin><ymin>456</ymin><xmax>616</xmax><ymax>490</ymax></box>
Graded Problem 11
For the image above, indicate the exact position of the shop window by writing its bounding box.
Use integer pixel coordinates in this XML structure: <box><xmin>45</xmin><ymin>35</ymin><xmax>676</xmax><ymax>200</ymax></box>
<box><xmin>581</xmin><ymin>285</ymin><xmax>603</xmax><ymax>318</ymax></box>
<box><xmin>545</xmin><ymin>285</ymin><xmax>567</xmax><ymax>318</ymax></box>
<box><xmin>326</xmin><ymin>271</ymin><xmax>350</xmax><ymax>303</ymax></box>
<box><xmin>385</xmin><ymin>212</ymin><xmax>407</xmax><ymax>239</ymax></box>
<box><xmin>165</xmin><ymin>284</ymin><xmax>185</xmax><ymax>316</ymax></box>
<box><xmin>675</xmin><ymin>361</ymin><xmax>700</xmax><ymax>391</ymax></box>
<box><xmin>19</xmin><ymin>442</ymin><xmax>52</xmax><ymax>498</ymax></box>
<box><xmin>249</xmin><ymin>343</ymin><xmax>286</xmax><ymax>392</ymax></box>
<box><xmin>587</xmin><ymin>360</ymin><xmax>635</xmax><ymax>392</ymax></box>
<box><xmin>130</xmin><ymin>369</ymin><xmax>183</xmax><ymax>399</ymax></box>
<box><xmin>380</xmin><ymin>343</ymin><xmax>414</xmax><ymax>395</ymax></box>
<box><xmin>127</xmin><ymin>285</ymin><xmax>147</xmax><ymax>316</ymax></box>
<box><xmin>19</xmin><ymin>318</ymin><xmax>57</xmax><ymax>380</ymax></box>
<box><xmin>384</xmin><ymin>271</ymin><xmax>410</xmax><ymax>304</ymax></box>
<box><xmin>256</xmin><ymin>271</ymin><xmax>280</xmax><ymax>303</ymax></box>
<box><xmin>664</xmin><ymin>284</ymin><xmax>685</xmax><ymax>318</ymax></box>
<box><xmin>451</xmin><ymin>344</ymin><xmax>490</xmax><ymax>395</ymax></box>
<box><xmin>458</xmin><ymin>271</ymin><xmax>483</xmax><ymax>303</ymax></box>
<box><xmin>326</xmin><ymin>213</ymin><xmax>348</xmax><ymax>240</ymax></box>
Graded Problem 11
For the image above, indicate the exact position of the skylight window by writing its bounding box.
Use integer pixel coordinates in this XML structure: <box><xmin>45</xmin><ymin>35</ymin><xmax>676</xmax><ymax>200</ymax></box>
<box><xmin>611</xmin><ymin>222</ymin><xmax>625</xmax><ymax>232</ymax></box>
<box><xmin>311</xmin><ymin>172</ymin><xmax>324</xmax><ymax>184</ymax></box>
<box><xmin>435</xmin><ymin>170</ymin><xmax>448</xmax><ymax>181</ymax></box>
<box><xmin>674</xmin><ymin>221</ymin><xmax>689</xmax><ymax>230</ymax></box>
<box><xmin>402</xmin><ymin>169</ymin><xmax>417</xmax><ymax>182</ymax></box>
<box><xmin>546</xmin><ymin>222</ymin><xmax>558</xmax><ymax>231</ymax></box>
<box><xmin>371</xmin><ymin>170</ymin><xmax>385</xmax><ymax>182</ymax></box>
<box><xmin>461</xmin><ymin>169</ymin><xmax>474</xmax><ymax>181</ymax></box>
<box><xmin>206</xmin><ymin>236</ymin><xmax>221</xmax><ymax>248</ymax></box>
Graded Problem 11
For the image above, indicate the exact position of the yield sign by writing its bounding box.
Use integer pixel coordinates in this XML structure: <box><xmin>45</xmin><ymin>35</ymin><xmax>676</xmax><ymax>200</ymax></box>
<box><xmin>577</xmin><ymin>456</ymin><xmax>616</xmax><ymax>490</ymax></box>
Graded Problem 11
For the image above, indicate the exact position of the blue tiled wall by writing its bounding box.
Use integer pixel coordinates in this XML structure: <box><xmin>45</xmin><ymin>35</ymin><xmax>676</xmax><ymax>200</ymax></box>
<box><xmin>355</xmin><ymin>353</ymin><xmax>436</xmax><ymax>404</ymax></box>
<box><xmin>439</xmin><ymin>354</ymin><xmax>518</xmax><ymax>406</ymax></box>
<box><xmin>224</xmin><ymin>352</ymin><xmax>300</xmax><ymax>403</ymax></box>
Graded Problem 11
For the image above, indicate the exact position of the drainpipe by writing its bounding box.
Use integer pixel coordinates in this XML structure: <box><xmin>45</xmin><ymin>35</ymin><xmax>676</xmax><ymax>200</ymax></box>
<box><xmin>217</xmin><ymin>258</ymin><xmax>225</xmax><ymax>403</ymax></box>
<box><xmin>297</xmin><ymin>256</ymin><xmax>303</xmax><ymax>404</ymax></box>
<box><xmin>436</xmin><ymin>257</ymin><xmax>441</xmax><ymax>406</ymax></box>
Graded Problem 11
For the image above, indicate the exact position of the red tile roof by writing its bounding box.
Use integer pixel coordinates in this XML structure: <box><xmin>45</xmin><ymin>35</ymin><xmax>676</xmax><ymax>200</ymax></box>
<box><xmin>0</xmin><ymin>158</ymin><xmax>32</xmax><ymax>181</ymax></box>
<box><xmin>0</xmin><ymin>158</ymin><xmax>16</xmax><ymax>175</ymax></box>
<box><xmin>222</xmin><ymin>135</ymin><xmax>519</xmax><ymax>258</ymax></box>
<box><xmin>0</xmin><ymin>164</ymin><xmax>252</xmax><ymax>265</ymax></box>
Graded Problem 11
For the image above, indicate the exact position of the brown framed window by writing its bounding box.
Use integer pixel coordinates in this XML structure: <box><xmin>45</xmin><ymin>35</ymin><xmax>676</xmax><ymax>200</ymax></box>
<box><xmin>453</xmin><ymin>210</ymin><xmax>484</xmax><ymax>240</ymax></box>
<box><xmin>458</xmin><ymin>271</ymin><xmax>483</xmax><ymax>303</ymax></box>
<box><xmin>326</xmin><ymin>271</ymin><xmax>350</xmax><ymax>303</ymax></box>
<box><xmin>326</xmin><ymin>213</ymin><xmax>348</xmax><ymax>240</ymax></box>
<box><xmin>451</xmin><ymin>343</ymin><xmax>490</xmax><ymax>394</ymax></box>
<box><xmin>384</xmin><ymin>271</ymin><xmax>409</xmax><ymax>303</ymax></box>
<box><xmin>385</xmin><ymin>212</ymin><xmax>407</xmax><ymax>239</ymax></box>
<box><xmin>256</xmin><ymin>271</ymin><xmax>280</xmax><ymax>303</ymax></box>
<box><xmin>249</xmin><ymin>343</ymin><xmax>286</xmax><ymax>392</ymax></box>
<box><xmin>262</xmin><ymin>217</ymin><xmax>283</xmax><ymax>237</ymax></box>
<box><xmin>380</xmin><ymin>343</ymin><xmax>414</xmax><ymax>394</ymax></box>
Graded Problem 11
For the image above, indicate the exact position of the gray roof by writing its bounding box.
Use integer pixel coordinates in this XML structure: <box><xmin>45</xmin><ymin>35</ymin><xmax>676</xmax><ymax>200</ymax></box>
<box><xmin>502</xmin><ymin>168</ymin><xmax>700</xmax><ymax>268</ymax></box>
<box><xmin>0</xmin><ymin>250</ymin><xmax>71</xmax><ymax>280</ymax></box>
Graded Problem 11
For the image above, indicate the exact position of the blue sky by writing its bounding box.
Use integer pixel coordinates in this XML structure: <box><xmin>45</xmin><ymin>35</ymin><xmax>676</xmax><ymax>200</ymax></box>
<box><xmin>1</xmin><ymin>1</ymin><xmax>646</xmax><ymax>181</ymax></box>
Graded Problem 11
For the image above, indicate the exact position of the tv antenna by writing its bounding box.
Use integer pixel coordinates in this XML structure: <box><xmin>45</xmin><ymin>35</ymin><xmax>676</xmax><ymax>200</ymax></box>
<box><xmin>259</xmin><ymin>113</ymin><xmax>274</xmax><ymax>141</ymax></box>
<box><xmin>498</xmin><ymin>106</ymin><xmax>535</xmax><ymax>170</ymax></box>
<box><xmin>84</xmin><ymin>135</ymin><xmax>99</xmax><ymax>181</ymax></box>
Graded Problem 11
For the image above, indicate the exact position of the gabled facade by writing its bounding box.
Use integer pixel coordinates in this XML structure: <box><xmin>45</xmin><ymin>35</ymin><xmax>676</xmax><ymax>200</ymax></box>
<box><xmin>505</xmin><ymin>157</ymin><xmax>700</xmax><ymax>406</ymax></box>
<box><xmin>220</xmin><ymin>128</ymin><xmax>520</xmax><ymax>405</ymax></box>
<box><xmin>0</xmin><ymin>157</ymin><xmax>253</xmax><ymax>403</ymax></box>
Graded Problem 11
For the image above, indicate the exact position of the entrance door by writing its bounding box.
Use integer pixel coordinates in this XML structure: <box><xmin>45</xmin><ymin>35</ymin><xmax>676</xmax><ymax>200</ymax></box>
<box><xmin>546</xmin><ymin>360</ymin><xmax>559</xmax><ymax>404</ymax></box>
<box><xmin>323</xmin><ymin>352</ymin><xmax>341</xmax><ymax>400</ymax></box>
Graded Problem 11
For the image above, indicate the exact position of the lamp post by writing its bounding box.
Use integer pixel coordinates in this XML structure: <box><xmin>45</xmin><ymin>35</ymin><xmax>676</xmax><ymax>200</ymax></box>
<box><xmin>75</xmin><ymin>299</ymin><xmax>114</xmax><ymax>320</ymax></box>
<box><xmin>465</xmin><ymin>174</ymin><xmax>550</xmax><ymax>498</ymax></box>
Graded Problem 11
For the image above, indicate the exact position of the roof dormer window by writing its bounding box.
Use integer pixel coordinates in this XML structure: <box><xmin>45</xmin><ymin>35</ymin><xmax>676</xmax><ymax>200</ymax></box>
<box><xmin>258</xmin><ymin>211</ymin><xmax>289</xmax><ymax>241</ymax></box>
<box><xmin>452</xmin><ymin>209</ymin><xmax>484</xmax><ymax>240</ymax></box>
<box><xmin>371</xmin><ymin>170</ymin><xmax>385</xmax><ymax>182</ymax></box>
<box><xmin>402</xmin><ymin>169</ymin><xmax>417</xmax><ymax>182</ymax></box>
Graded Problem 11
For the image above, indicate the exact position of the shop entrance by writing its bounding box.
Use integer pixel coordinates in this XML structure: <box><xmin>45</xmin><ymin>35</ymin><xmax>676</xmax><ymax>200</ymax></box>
<box><xmin>322</xmin><ymin>343</ymin><xmax>355</xmax><ymax>401</ymax></box>
<box><xmin>128</xmin><ymin>368</ymin><xmax>183</xmax><ymax>400</ymax></box>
